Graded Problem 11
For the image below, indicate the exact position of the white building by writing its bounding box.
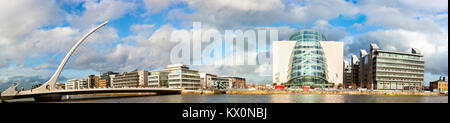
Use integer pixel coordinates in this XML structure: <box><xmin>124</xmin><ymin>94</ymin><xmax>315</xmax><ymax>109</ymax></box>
<box><xmin>320</xmin><ymin>41</ymin><xmax>344</xmax><ymax>85</ymax></box>
<box><xmin>65</xmin><ymin>79</ymin><xmax>88</xmax><ymax>90</ymax></box>
<box><xmin>148</xmin><ymin>71</ymin><xmax>169</xmax><ymax>88</ymax></box>
<box><xmin>166</xmin><ymin>64</ymin><xmax>201</xmax><ymax>90</ymax></box>
<box><xmin>272</xmin><ymin>41</ymin><xmax>297</xmax><ymax>85</ymax></box>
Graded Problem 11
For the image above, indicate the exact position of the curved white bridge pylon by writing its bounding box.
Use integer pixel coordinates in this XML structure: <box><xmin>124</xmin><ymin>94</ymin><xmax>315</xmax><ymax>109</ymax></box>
<box><xmin>2</xmin><ymin>21</ymin><xmax>109</xmax><ymax>96</ymax></box>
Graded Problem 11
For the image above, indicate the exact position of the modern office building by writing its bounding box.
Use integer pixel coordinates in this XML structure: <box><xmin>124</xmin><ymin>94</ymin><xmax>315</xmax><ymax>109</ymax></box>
<box><xmin>100</xmin><ymin>71</ymin><xmax>118</xmax><ymax>88</ymax></box>
<box><xmin>272</xmin><ymin>30</ymin><xmax>344</xmax><ymax>88</ymax></box>
<box><xmin>138</xmin><ymin>70</ymin><xmax>149</xmax><ymax>87</ymax></box>
<box><xmin>65</xmin><ymin>80</ymin><xmax>76</xmax><ymax>90</ymax></box>
<box><xmin>111</xmin><ymin>70</ymin><xmax>149</xmax><ymax>88</ymax></box>
<box><xmin>146</xmin><ymin>65</ymin><xmax>233</xmax><ymax>90</ymax></box>
<box><xmin>79</xmin><ymin>79</ymin><xmax>89</xmax><ymax>89</ymax></box>
<box><xmin>148</xmin><ymin>71</ymin><xmax>169</xmax><ymax>88</ymax></box>
<box><xmin>357</xmin><ymin>44</ymin><xmax>424</xmax><ymax>90</ymax></box>
<box><xmin>166</xmin><ymin>64</ymin><xmax>201</xmax><ymax>90</ymax></box>
<box><xmin>359</xmin><ymin>50</ymin><xmax>370</xmax><ymax>88</ymax></box>
<box><xmin>343</xmin><ymin>61</ymin><xmax>352</xmax><ymax>88</ymax></box>
<box><xmin>86</xmin><ymin>75</ymin><xmax>99</xmax><ymax>88</ymax></box>
<box><xmin>430</xmin><ymin>77</ymin><xmax>448</xmax><ymax>93</ymax></box>
<box><xmin>351</xmin><ymin>55</ymin><xmax>360</xmax><ymax>88</ymax></box>
<box><xmin>65</xmin><ymin>79</ymin><xmax>88</xmax><ymax>90</ymax></box>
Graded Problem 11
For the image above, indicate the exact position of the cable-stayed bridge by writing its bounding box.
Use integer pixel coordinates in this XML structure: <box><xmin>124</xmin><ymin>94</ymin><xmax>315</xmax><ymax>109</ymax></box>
<box><xmin>0</xmin><ymin>21</ymin><xmax>181</xmax><ymax>102</ymax></box>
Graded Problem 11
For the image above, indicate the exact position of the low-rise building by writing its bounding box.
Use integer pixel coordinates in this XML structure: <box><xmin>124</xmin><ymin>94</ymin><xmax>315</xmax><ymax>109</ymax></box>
<box><xmin>166</xmin><ymin>64</ymin><xmax>201</xmax><ymax>90</ymax></box>
<box><xmin>100</xmin><ymin>71</ymin><xmax>118</xmax><ymax>88</ymax></box>
<box><xmin>87</xmin><ymin>75</ymin><xmax>99</xmax><ymax>88</ymax></box>
<box><xmin>111</xmin><ymin>70</ymin><xmax>149</xmax><ymax>88</ymax></box>
<box><xmin>65</xmin><ymin>79</ymin><xmax>88</xmax><ymax>90</ymax></box>
<box><xmin>111</xmin><ymin>71</ymin><xmax>139</xmax><ymax>88</ymax></box>
<box><xmin>148</xmin><ymin>71</ymin><xmax>169</xmax><ymax>88</ymax></box>
<box><xmin>98</xmin><ymin>79</ymin><xmax>107</xmax><ymax>88</ymax></box>
<box><xmin>430</xmin><ymin>77</ymin><xmax>448</xmax><ymax>93</ymax></box>
<box><xmin>223</xmin><ymin>77</ymin><xmax>246</xmax><ymax>89</ymax></box>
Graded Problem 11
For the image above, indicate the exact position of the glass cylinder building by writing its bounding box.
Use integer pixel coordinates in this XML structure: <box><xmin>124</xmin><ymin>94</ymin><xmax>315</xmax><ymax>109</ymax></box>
<box><xmin>287</xmin><ymin>30</ymin><xmax>329</xmax><ymax>87</ymax></box>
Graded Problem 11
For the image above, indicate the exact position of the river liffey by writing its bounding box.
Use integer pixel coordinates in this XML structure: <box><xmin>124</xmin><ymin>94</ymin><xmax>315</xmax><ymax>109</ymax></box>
<box><xmin>56</xmin><ymin>94</ymin><xmax>448</xmax><ymax>103</ymax></box>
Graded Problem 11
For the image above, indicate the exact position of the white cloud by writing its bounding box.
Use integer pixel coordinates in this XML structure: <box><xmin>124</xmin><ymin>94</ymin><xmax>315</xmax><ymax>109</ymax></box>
<box><xmin>107</xmin><ymin>24</ymin><xmax>180</xmax><ymax>72</ymax></box>
<box><xmin>67</xmin><ymin>0</ymin><xmax>136</xmax><ymax>29</ymax></box>
<box><xmin>357</xmin><ymin>0</ymin><xmax>443</xmax><ymax>32</ymax></box>
<box><xmin>397</xmin><ymin>0</ymin><xmax>448</xmax><ymax>12</ymax></box>
<box><xmin>185</xmin><ymin>0</ymin><xmax>285</xmax><ymax>12</ymax></box>
<box><xmin>168</xmin><ymin>0</ymin><xmax>358</xmax><ymax>29</ymax></box>
<box><xmin>142</xmin><ymin>0</ymin><xmax>180</xmax><ymax>15</ymax></box>
<box><xmin>0</xmin><ymin>0</ymin><xmax>64</xmax><ymax>44</ymax></box>
<box><xmin>0</xmin><ymin>0</ymin><xmax>64</xmax><ymax>68</ymax></box>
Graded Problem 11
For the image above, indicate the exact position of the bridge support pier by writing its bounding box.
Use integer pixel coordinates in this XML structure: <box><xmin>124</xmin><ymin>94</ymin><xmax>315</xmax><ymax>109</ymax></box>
<box><xmin>34</xmin><ymin>94</ymin><xmax>62</xmax><ymax>102</ymax></box>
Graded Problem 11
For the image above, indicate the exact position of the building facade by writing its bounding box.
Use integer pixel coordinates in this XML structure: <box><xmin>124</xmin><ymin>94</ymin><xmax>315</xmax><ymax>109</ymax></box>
<box><xmin>351</xmin><ymin>55</ymin><xmax>360</xmax><ymax>88</ymax></box>
<box><xmin>148</xmin><ymin>71</ymin><xmax>169</xmax><ymax>88</ymax></box>
<box><xmin>65</xmin><ymin>80</ymin><xmax>77</xmax><ymax>90</ymax></box>
<box><xmin>166</xmin><ymin>64</ymin><xmax>201</xmax><ymax>90</ymax></box>
<box><xmin>430</xmin><ymin>77</ymin><xmax>448</xmax><ymax>93</ymax></box>
<box><xmin>111</xmin><ymin>70</ymin><xmax>149</xmax><ymax>88</ymax></box>
<box><xmin>98</xmin><ymin>79</ymin><xmax>107</xmax><ymax>88</ymax></box>
<box><xmin>224</xmin><ymin>77</ymin><xmax>246</xmax><ymax>89</ymax></box>
<box><xmin>272</xmin><ymin>30</ymin><xmax>344</xmax><ymax>88</ymax></box>
<box><xmin>138</xmin><ymin>70</ymin><xmax>149</xmax><ymax>87</ymax></box>
<box><xmin>343</xmin><ymin>61</ymin><xmax>352</xmax><ymax>88</ymax></box>
<box><xmin>111</xmin><ymin>72</ymin><xmax>139</xmax><ymax>88</ymax></box>
<box><xmin>357</xmin><ymin>44</ymin><xmax>424</xmax><ymax>90</ymax></box>
<box><xmin>288</xmin><ymin>30</ymin><xmax>328</xmax><ymax>87</ymax></box>
<box><xmin>100</xmin><ymin>71</ymin><xmax>118</xmax><ymax>88</ymax></box>
<box><xmin>272</xmin><ymin>41</ymin><xmax>297</xmax><ymax>85</ymax></box>
<box><xmin>320</xmin><ymin>41</ymin><xmax>344</xmax><ymax>86</ymax></box>
<box><xmin>214</xmin><ymin>77</ymin><xmax>232</xmax><ymax>89</ymax></box>
<box><xmin>359</xmin><ymin>50</ymin><xmax>370</xmax><ymax>88</ymax></box>
<box><xmin>199</xmin><ymin>73</ymin><xmax>218</xmax><ymax>89</ymax></box>
<box><xmin>87</xmin><ymin>75</ymin><xmax>99</xmax><ymax>88</ymax></box>
<box><xmin>65</xmin><ymin>79</ymin><xmax>88</xmax><ymax>90</ymax></box>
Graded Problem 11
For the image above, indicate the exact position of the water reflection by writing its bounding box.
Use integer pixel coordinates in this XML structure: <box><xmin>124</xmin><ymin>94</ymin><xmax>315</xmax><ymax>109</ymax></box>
<box><xmin>270</xmin><ymin>95</ymin><xmax>292</xmax><ymax>103</ymax></box>
<box><xmin>56</xmin><ymin>94</ymin><xmax>447</xmax><ymax>103</ymax></box>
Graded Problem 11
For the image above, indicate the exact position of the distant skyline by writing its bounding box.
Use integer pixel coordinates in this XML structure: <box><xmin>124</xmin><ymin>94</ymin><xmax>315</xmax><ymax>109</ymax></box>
<box><xmin>0</xmin><ymin>0</ymin><xmax>448</xmax><ymax>91</ymax></box>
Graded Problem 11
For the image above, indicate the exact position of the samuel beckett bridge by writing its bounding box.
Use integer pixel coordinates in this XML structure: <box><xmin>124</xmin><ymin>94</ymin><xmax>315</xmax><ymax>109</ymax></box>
<box><xmin>0</xmin><ymin>21</ymin><xmax>181</xmax><ymax>102</ymax></box>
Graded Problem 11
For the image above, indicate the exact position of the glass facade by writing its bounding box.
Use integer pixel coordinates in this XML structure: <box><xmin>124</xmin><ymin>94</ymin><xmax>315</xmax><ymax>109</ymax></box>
<box><xmin>287</xmin><ymin>30</ymin><xmax>328</xmax><ymax>87</ymax></box>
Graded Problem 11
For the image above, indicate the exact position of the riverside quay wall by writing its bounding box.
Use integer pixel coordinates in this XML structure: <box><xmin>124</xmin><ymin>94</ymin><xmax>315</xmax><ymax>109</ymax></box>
<box><xmin>224</xmin><ymin>90</ymin><xmax>442</xmax><ymax>96</ymax></box>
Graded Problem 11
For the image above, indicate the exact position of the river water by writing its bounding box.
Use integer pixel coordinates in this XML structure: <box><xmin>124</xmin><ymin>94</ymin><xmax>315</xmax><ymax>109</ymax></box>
<box><xmin>56</xmin><ymin>94</ymin><xmax>448</xmax><ymax>103</ymax></box>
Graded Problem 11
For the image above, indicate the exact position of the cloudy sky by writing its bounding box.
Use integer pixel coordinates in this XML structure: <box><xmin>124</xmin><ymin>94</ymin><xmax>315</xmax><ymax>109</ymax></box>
<box><xmin>0</xmin><ymin>0</ymin><xmax>448</xmax><ymax>90</ymax></box>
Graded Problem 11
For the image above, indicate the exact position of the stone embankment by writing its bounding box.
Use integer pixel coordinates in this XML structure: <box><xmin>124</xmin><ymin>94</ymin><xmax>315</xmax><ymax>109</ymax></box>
<box><xmin>225</xmin><ymin>90</ymin><xmax>443</xmax><ymax>96</ymax></box>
